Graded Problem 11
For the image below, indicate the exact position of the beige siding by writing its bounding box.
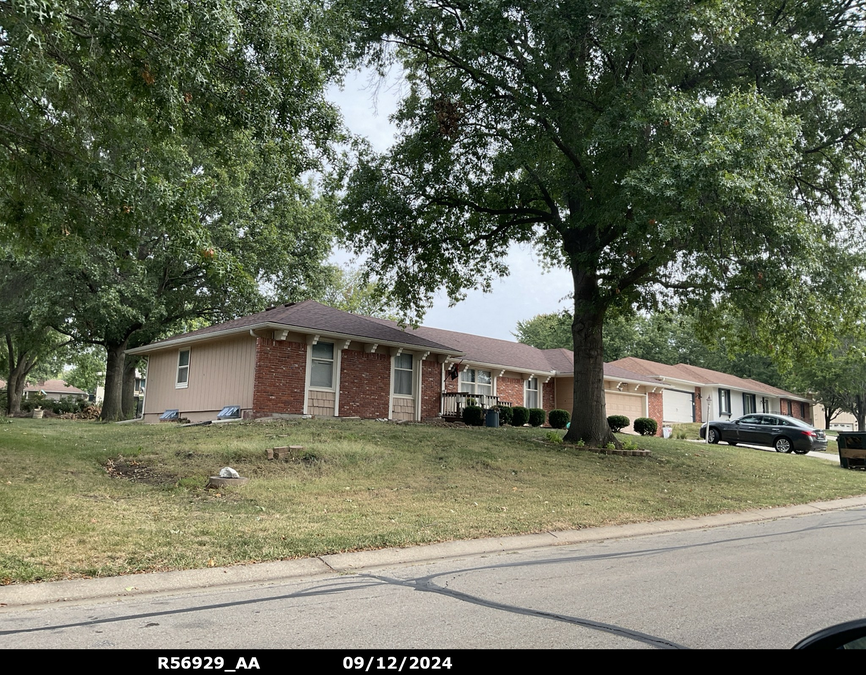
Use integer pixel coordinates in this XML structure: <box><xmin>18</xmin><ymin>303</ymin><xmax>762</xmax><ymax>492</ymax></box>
<box><xmin>143</xmin><ymin>336</ymin><xmax>256</xmax><ymax>422</ymax></box>
<box><xmin>392</xmin><ymin>396</ymin><xmax>415</xmax><ymax>421</ymax></box>
<box><xmin>308</xmin><ymin>390</ymin><xmax>336</xmax><ymax>417</ymax></box>
<box><xmin>555</xmin><ymin>377</ymin><xmax>573</xmax><ymax>414</ymax></box>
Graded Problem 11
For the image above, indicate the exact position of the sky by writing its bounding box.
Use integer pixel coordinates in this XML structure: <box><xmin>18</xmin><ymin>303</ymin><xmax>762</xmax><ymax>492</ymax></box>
<box><xmin>326</xmin><ymin>70</ymin><xmax>574</xmax><ymax>342</ymax></box>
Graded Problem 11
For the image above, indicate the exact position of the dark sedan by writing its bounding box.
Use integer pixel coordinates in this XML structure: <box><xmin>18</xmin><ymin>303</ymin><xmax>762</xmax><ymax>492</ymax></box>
<box><xmin>699</xmin><ymin>414</ymin><xmax>828</xmax><ymax>454</ymax></box>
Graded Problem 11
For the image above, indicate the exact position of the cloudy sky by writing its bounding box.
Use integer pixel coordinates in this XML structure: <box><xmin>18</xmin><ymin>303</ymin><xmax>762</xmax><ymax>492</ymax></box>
<box><xmin>327</xmin><ymin>70</ymin><xmax>574</xmax><ymax>342</ymax></box>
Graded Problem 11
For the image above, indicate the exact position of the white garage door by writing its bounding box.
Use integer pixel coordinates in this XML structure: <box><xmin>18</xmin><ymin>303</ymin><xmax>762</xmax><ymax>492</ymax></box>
<box><xmin>663</xmin><ymin>389</ymin><xmax>695</xmax><ymax>423</ymax></box>
<box><xmin>605</xmin><ymin>392</ymin><xmax>646</xmax><ymax>433</ymax></box>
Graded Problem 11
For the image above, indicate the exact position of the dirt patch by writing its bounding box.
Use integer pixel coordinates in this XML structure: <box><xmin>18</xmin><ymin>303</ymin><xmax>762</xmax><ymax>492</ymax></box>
<box><xmin>104</xmin><ymin>457</ymin><xmax>176</xmax><ymax>486</ymax></box>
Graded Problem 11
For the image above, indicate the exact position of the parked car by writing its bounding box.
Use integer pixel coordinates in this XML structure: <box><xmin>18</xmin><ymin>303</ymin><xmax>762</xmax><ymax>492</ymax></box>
<box><xmin>699</xmin><ymin>414</ymin><xmax>828</xmax><ymax>454</ymax></box>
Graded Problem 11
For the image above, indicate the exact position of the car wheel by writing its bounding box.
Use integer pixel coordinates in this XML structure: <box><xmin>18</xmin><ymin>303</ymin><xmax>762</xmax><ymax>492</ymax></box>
<box><xmin>708</xmin><ymin>428</ymin><xmax>720</xmax><ymax>444</ymax></box>
<box><xmin>775</xmin><ymin>437</ymin><xmax>793</xmax><ymax>453</ymax></box>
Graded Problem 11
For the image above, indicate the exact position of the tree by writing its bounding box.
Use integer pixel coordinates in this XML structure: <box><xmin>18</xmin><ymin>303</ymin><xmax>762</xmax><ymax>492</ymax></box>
<box><xmin>0</xmin><ymin>1</ymin><xmax>346</xmax><ymax>419</ymax></box>
<box><xmin>516</xmin><ymin>308</ymin><xmax>785</xmax><ymax>386</ymax></box>
<box><xmin>314</xmin><ymin>265</ymin><xmax>404</xmax><ymax>319</ymax></box>
<box><xmin>339</xmin><ymin>0</ymin><xmax>866</xmax><ymax>446</ymax></box>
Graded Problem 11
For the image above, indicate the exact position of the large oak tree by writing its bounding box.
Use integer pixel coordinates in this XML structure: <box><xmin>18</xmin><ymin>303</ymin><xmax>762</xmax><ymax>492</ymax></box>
<box><xmin>0</xmin><ymin>1</ymin><xmax>345</xmax><ymax>419</ymax></box>
<box><xmin>339</xmin><ymin>0</ymin><xmax>866</xmax><ymax>445</ymax></box>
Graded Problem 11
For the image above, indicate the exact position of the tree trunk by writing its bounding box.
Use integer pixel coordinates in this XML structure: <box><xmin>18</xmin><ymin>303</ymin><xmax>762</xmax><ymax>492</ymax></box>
<box><xmin>562</xmin><ymin>267</ymin><xmax>619</xmax><ymax>448</ymax></box>
<box><xmin>121</xmin><ymin>355</ymin><xmax>138</xmax><ymax>419</ymax></box>
<box><xmin>4</xmin><ymin>335</ymin><xmax>36</xmax><ymax>415</ymax></box>
<box><xmin>100</xmin><ymin>340</ymin><xmax>128</xmax><ymax>421</ymax></box>
<box><xmin>855</xmin><ymin>394</ymin><xmax>865</xmax><ymax>432</ymax></box>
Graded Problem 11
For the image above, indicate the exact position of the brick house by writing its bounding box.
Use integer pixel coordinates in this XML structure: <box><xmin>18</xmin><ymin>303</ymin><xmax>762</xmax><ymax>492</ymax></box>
<box><xmin>610</xmin><ymin>357</ymin><xmax>815</xmax><ymax>426</ymax></box>
<box><xmin>129</xmin><ymin>300</ymin><xmax>666</xmax><ymax>431</ymax></box>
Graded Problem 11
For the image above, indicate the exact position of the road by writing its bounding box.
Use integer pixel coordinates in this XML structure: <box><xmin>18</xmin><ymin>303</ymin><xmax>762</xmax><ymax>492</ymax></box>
<box><xmin>3</xmin><ymin>502</ymin><xmax>866</xmax><ymax>656</ymax></box>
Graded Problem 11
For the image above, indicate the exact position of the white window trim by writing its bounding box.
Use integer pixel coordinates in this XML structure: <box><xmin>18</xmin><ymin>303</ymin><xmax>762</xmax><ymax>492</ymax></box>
<box><xmin>392</xmin><ymin>353</ymin><xmax>414</xmax><ymax>399</ymax></box>
<box><xmin>175</xmin><ymin>349</ymin><xmax>190</xmax><ymax>389</ymax></box>
<box><xmin>308</xmin><ymin>341</ymin><xmax>336</xmax><ymax>392</ymax></box>
<box><xmin>459</xmin><ymin>367</ymin><xmax>493</xmax><ymax>397</ymax></box>
<box><xmin>524</xmin><ymin>377</ymin><xmax>539</xmax><ymax>408</ymax></box>
<box><xmin>304</xmin><ymin>340</ymin><xmax>342</xmax><ymax>416</ymax></box>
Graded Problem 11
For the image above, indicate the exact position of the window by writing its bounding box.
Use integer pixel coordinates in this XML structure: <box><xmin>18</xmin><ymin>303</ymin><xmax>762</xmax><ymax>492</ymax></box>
<box><xmin>459</xmin><ymin>368</ymin><xmax>492</xmax><ymax>397</ymax></box>
<box><xmin>310</xmin><ymin>342</ymin><xmax>335</xmax><ymax>389</ymax></box>
<box><xmin>176</xmin><ymin>349</ymin><xmax>190</xmax><ymax>388</ymax></box>
<box><xmin>393</xmin><ymin>353</ymin><xmax>413</xmax><ymax>396</ymax></box>
<box><xmin>525</xmin><ymin>377</ymin><xmax>539</xmax><ymax>408</ymax></box>
<box><xmin>743</xmin><ymin>393</ymin><xmax>756</xmax><ymax>415</ymax></box>
<box><xmin>718</xmin><ymin>389</ymin><xmax>731</xmax><ymax>415</ymax></box>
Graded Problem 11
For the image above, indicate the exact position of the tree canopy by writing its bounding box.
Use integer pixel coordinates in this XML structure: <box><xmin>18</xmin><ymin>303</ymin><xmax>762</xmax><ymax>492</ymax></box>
<box><xmin>339</xmin><ymin>0</ymin><xmax>866</xmax><ymax>445</ymax></box>
<box><xmin>0</xmin><ymin>0</ymin><xmax>347</xmax><ymax>418</ymax></box>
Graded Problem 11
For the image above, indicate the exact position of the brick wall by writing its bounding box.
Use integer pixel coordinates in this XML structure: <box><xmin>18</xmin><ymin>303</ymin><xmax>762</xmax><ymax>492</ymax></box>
<box><xmin>496</xmin><ymin>376</ymin><xmax>524</xmax><ymax>407</ymax></box>
<box><xmin>252</xmin><ymin>339</ymin><xmax>306</xmax><ymax>415</ymax></box>
<box><xmin>648</xmin><ymin>390</ymin><xmax>664</xmax><ymax>436</ymax></box>
<box><xmin>444</xmin><ymin>364</ymin><xmax>460</xmax><ymax>393</ymax></box>
<box><xmin>542</xmin><ymin>380</ymin><xmax>555</xmax><ymax>413</ymax></box>
<box><xmin>338</xmin><ymin>349</ymin><xmax>391</xmax><ymax>419</ymax></box>
<box><xmin>421</xmin><ymin>360</ymin><xmax>442</xmax><ymax>419</ymax></box>
<box><xmin>694</xmin><ymin>387</ymin><xmax>702</xmax><ymax>424</ymax></box>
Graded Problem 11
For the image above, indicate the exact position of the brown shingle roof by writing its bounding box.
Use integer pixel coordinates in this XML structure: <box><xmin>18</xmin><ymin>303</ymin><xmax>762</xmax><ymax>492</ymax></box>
<box><xmin>131</xmin><ymin>300</ymin><xmax>460</xmax><ymax>354</ymax></box>
<box><xmin>610</xmin><ymin>357</ymin><xmax>807</xmax><ymax>400</ymax></box>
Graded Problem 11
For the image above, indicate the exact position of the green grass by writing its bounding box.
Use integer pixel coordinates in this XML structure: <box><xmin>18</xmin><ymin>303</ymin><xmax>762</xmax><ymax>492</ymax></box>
<box><xmin>1</xmin><ymin>417</ymin><xmax>864</xmax><ymax>584</ymax></box>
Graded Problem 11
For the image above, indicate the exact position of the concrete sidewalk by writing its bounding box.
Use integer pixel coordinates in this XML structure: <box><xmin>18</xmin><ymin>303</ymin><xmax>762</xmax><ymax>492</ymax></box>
<box><xmin>2</xmin><ymin>494</ymin><xmax>865</xmax><ymax>610</ymax></box>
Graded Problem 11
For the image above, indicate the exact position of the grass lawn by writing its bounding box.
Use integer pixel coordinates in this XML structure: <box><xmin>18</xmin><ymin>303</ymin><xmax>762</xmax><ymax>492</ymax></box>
<box><xmin>1</xmin><ymin>417</ymin><xmax>864</xmax><ymax>584</ymax></box>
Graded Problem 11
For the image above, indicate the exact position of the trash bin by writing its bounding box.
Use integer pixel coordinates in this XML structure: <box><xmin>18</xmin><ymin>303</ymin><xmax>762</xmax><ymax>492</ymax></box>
<box><xmin>485</xmin><ymin>409</ymin><xmax>500</xmax><ymax>428</ymax></box>
<box><xmin>837</xmin><ymin>432</ymin><xmax>866</xmax><ymax>469</ymax></box>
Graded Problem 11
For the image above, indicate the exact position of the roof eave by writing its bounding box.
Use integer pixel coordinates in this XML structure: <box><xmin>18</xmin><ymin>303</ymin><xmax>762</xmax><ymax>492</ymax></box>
<box><xmin>126</xmin><ymin>322</ymin><xmax>463</xmax><ymax>357</ymax></box>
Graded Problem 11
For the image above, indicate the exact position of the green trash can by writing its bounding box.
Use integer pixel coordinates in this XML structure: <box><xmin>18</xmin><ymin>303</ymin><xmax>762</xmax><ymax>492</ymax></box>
<box><xmin>837</xmin><ymin>432</ymin><xmax>866</xmax><ymax>470</ymax></box>
<box><xmin>485</xmin><ymin>409</ymin><xmax>500</xmax><ymax>428</ymax></box>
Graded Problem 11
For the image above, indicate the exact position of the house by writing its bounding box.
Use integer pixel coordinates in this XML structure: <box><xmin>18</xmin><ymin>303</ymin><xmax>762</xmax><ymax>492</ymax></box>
<box><xmin>128</xmin><ymin>300</ymin><xmax>667</xmax><ymax>432</ymax></box>
<box><xmin>609</xmin><ymin>357</ymin><xmax>815</xmax><ymax>426</ymax></box>
<box><xmin>0</xmin><ymin>379</ymin><xmax>87</xmax><ymax>402</ymax></box>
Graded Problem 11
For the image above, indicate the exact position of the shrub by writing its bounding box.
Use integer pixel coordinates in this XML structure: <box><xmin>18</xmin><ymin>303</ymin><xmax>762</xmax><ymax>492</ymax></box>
<box><xmin>462</xmin><ymin>405</ymin><xmax>484</xmax><ymax>427</ymax></box>
<box><xmin>511</xmin><ymin>406</ymin><xmax>529</xmax><ymax>426</ymax></box>
<box><xmin>607</xmin><ymin>415</ymin><xmax>630</xmax><ymax>432</ymax></box>
<box><xmin>548</xmin><ymin>409</ymin><xmax>570</xmax><ymax>429</ymax></box>
<box><xmin>496</xmin><ymin>405</ymin><xmax>514</xmax><ymax>426</ymax></box>
<box><xmin>545</xmin><ymin>431</ymin><xmax>563</xmax><ymax>444</ymax></box>
<box><xmin>528</xmin><ymin>408</ymin><xmax>546</xmax><ymax>427</ymax></box>
<box><xmin>633</xmin><ymin>417</ymin><xmax>658</xmax><ymax>436</ymax></box>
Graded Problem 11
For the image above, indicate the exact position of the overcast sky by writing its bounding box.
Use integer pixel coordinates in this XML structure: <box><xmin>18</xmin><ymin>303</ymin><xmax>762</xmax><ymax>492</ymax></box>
<box><xmin>326</xmin><ymin>70</ymin><xmax>574</xmax><ymax>342</ymax></box>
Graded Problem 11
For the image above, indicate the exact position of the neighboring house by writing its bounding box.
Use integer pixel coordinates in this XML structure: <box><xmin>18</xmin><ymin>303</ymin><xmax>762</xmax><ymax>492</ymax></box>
<box><xmin>128</xmin><ymin>300</ymin><xmax>666</xmax><ymax>433</ymax></box>
<box><xmin>610</xmin><ymin>357</ymin><xmax>815</xmax><ymax>426</ymax></box>
<box><xmin>812</xmin><ymin>404</ymin><xmax>858</xmax><ymax>431</ymax></box>
<box><xmin>0</xmin><ymin>379</ymin><xmax>88</xmax><ymax>402</ymax></box>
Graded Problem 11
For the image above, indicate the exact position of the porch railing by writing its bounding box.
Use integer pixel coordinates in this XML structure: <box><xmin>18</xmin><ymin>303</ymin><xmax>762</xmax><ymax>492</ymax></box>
<box><xmin>441</xmin><ymin>392</ymin><xmax>512</xmax><ymax>418</ymax></box>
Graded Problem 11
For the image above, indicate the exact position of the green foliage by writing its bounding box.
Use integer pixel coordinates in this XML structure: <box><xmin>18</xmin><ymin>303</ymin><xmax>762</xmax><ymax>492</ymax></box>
<box><xmin>607</xmin><ymin>416</ymin><xmax>630</xmax><ymax>433</ymax></box>
<box><xmin>548</xmin><ymin>409</ymin><xmax>570</xmax><ymax>429</ymax></box>
<box><xmin>461</xmin><ymin>405</ymin><xmax>484</xmax><ymax>427</ymax></box>
<box><xmin>622</xmin><ymin>439</ymin><xmax>639</xmax><ymax>452</ymax></box>
<box><xmin>338</xmin><ymin>0</ymin><xmax>866</xmax><ymax>447</ymax></box>
<box><xmin>0</xmin><ymin>0</ymin><xmax>347</xmax><ymax>420</ymax></box>
<box><xmin>314</xmin><ymin>265</ymin><xmax>401</xmax><ymax>320</ymax></box>
<box><xmin>511</xmin><ymin>406</ymin><xmax>529</xmax><ymax>427</ymax></box>
<box><xmin>514</xmin><ymin>312</ymin><xmax>572</xmax><ymax>350</ymax></box>
<box><xmin>496</xmin><ymin>405</ymin><xmax>514</xmax><ymax>426</ymax></box>
<box><xmin>545</xmin><ymin>431</ymin><xmax>563</xmax><ymax>444</ymax></box>
<box><xmin>634</xmin><ymin>418</ymin><xmax>659</xmax><ymax>437</ymax></box>
<box><xmin>528</xmin><ymin>408</ymin><xmax>546</xmax><ymax>427</ymax></box>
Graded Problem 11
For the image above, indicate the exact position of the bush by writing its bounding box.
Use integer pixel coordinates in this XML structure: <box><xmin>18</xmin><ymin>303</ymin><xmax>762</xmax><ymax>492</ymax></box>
<box><xmin>496</xmin><ymin>405</ymin><xmax>514</xmax><ymax>426</ymax></box>
<box><xmin>548</xmin><ymin>409</ymin><xmax>570</xmax><ymax>429</ymax></box>
<box><xmin>633</xmin><ymin>417</ymin><xmax>658</xmax><ymax>436</ymax></box>
<box><xmin>511</xmin><ymin>406</ymin><xmax>529</xmax><ymax>426</ymax></box>
<box><xmin>545</xmin><ymin>431</ymin><xmax>563</xmax><ymax>444</ymax></box>
<box><xmin>607</xmin><ymin>415</ymin><xmax>630</xmax><ymax>432</ymax></box>
<box><xmin>462</xmin><ymin>405</ymin><xmax>484</xmax><ymax>427</ymax></box>
<box><xmin>528</xmin><ymin>408</ymin><xmax>546</xmax><ymax>427</ymax></box>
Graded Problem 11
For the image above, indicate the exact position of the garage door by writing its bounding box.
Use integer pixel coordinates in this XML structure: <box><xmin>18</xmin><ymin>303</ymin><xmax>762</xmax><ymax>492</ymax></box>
<box><xmin>605</xmin><ymin>392</ymin><xmax>646</xmax><ymax>433</ymax></box>
<box><xmin>663</xmin><ymin>389</ymin><xmax>695</xmax><ymax>423</ymax></box>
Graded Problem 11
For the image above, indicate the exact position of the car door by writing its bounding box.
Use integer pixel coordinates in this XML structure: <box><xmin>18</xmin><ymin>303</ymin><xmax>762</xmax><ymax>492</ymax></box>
<box><xmin>736</xmin><ymin>415</ymin><xmax>764</xmax><ymax>444</ymax></box>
